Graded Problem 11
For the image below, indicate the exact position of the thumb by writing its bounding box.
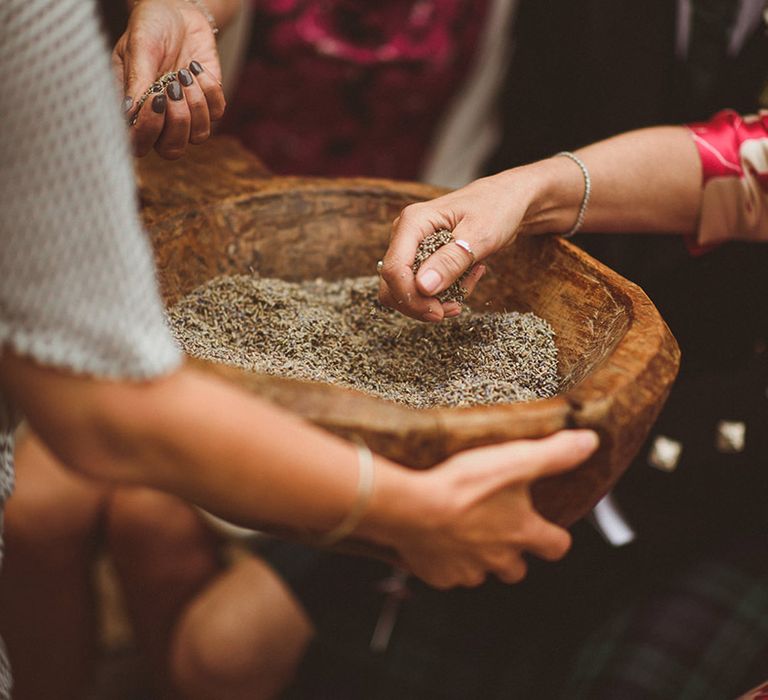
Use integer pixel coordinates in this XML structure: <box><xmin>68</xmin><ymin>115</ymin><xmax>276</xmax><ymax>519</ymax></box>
<box><xmin>457</xmin><ymin>430</ymin><xmax>600</xmax><ymax>500</ymax></box>
<box><xmin>122</xmin><ymin>34</ymin><xmax>165</xmax><ymax>118</ymax></box>
<box><xmin>111</xmin><ymin>40</ymin><xmax>127</xmax><ymax>97</ymax></box>
<box><xmin>518</xmin><ymin>430</ymin><xmax>600</xmax><ymax>481</ymax></box>
<box><xmin>414</xmin><ymin>220</ymin><xmax>486</xmax><ymax>298</ymax></box>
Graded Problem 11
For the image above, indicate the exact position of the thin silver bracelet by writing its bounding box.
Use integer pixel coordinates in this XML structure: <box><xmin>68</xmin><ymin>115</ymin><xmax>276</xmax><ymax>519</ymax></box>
<box><xmin>317</xmin><ymin>441</ymin><xmax>376</xmax><ymax>547</ymax></box>
<box><xmin>555</xmin><ymin>151</ymin><xmax>591</xmax><ymax>238</ymax></box>
<box><xmin>185</xmin><ymin>0</ymin><xmax>219</xmax><ymax>35</ymax></box>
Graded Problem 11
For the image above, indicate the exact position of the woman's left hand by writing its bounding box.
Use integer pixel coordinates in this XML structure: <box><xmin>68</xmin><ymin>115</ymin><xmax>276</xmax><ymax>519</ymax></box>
<box><xmin>113</xmin><ymin>0</ymin><xmax>226</xmax><ymax>159</ymax></box>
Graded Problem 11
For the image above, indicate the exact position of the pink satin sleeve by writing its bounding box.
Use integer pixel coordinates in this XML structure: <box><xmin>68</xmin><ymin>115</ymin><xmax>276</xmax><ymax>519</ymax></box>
<box><xmin>687</xmin><ymin>109</ymin><xmax>768</xmax><ymax>246</ymax></box>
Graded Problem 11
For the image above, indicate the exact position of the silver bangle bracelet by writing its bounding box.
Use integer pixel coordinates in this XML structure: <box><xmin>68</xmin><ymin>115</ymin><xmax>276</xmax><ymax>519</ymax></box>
<box><xmin>555</xmin><ymin>151</ymin><xmax>591</xmax><ymax>238</ymax></box>
<box><xmin>317</xmin><ymin>440</ymin><xmax>376</xmax><ymax>547</ymax></box>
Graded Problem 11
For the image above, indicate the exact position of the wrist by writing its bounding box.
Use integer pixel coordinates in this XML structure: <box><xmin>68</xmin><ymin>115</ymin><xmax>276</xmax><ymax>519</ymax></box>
<box><xmin>355</xmin><ymin>459</ymin><xmax>431</xmax><ymax>548</ymax></box>
<box><xmin>129</xmin><ymin>0</ymin><xmax>229</xmax><ymax>31</ymax></box>
<box><xmin>182</xmin><ymin>0</ymin><xmax>238</xmax><ymax>28</ymax></box>
<box><xmin>182</xmin><ymin>0</ymin><xmax>219</xmax><ymax>35</ymax></box>
<box><xmin>511</xmin><ymin>157</ymin><xmax>586</xmax><ymax>237</ymax></box>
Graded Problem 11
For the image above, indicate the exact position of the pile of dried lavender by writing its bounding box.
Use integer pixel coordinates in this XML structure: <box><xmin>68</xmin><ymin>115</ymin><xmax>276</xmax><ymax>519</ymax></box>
<box><xmin>412</xmin><ymin>229</ymin><xmax>468</xmax><ymax>303</ymax></box>
<box><xmin>168</xmin><ymin>274</ymin><xmax>559</xmax><ymax>408</ymax></box>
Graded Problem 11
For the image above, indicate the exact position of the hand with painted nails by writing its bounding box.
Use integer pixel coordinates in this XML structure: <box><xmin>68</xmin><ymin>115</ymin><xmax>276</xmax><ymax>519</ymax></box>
<box><xmin>113</xmin><ymin>0</ymin><xmax>232</xmax><ymax>159</ymax></box>
<box><xmin>378</xmin><ymin>167</ymin><xmax>552</xmax><ymax>322</ymax></box>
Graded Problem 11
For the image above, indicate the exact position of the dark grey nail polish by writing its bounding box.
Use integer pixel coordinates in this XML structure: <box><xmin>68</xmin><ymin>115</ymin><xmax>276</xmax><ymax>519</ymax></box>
<box><xmin>178</xmin><ymin>69</ymin><xmax>193</xmax><ymax>87</ymax></box>
<box><xmin>151</xmin><ymin>94</ymin><xmax>167</xmax><ymax>113</ymax></box>
<box><xmin>167</xmin><ymin>80</ymin><xmax>183</xmax><ymax>101</ymax></box>
<box><xmin>189</xmin><ymin>60</ymin><xmax>204</xmax><ymax>76</ymax></box>
<box><xmin>123</xmin><ymin>96</ymin><xmax>133</xmax><ymax>113</ymax></box>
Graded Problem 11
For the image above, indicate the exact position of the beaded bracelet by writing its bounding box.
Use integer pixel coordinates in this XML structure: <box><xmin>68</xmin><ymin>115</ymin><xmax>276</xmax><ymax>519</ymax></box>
<box><xmin>555</xmin><ymin>151</ymin><xmax>591</xmax><ymax>238</ymax></box>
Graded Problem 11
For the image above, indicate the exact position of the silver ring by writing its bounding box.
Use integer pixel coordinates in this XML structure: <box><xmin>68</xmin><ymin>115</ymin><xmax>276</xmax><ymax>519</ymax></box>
<box><xmin>376</xmin><ymin>260</ymin><xmax>384</xmax><ymax>274</ymax></box>
<box><xmin>453</xmin><ymin>239</ymin><xmax>476</xmax><ymax>263</ymax></box>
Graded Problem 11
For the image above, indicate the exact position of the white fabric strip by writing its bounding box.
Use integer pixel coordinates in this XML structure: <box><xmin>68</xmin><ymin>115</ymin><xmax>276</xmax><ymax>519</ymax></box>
<box><xmin>420</xmin><ymin>0</ymin><xmax>520</xmax><ymax>188</ymax></box>
<box><xmin>591</xmin><ymin>493</ymin><xmax>637</xmax><ymax>547</ymax></box>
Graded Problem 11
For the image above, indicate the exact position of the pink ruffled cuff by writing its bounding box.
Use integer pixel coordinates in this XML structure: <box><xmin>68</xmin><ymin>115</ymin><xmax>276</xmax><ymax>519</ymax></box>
<box><xmin>687</xmin><ymin>109</ymin><xmax>768</xmax><ymax>251</ymax></box>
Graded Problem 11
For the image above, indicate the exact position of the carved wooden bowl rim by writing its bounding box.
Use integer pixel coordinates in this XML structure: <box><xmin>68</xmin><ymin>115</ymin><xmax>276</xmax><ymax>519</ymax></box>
<box><xmin>173</xmin><ymin>176</ymin><xmax>673</xmax><ymax>420</ymax></box>
<box><xmin>150</xmin><ymin>174</ymin><xmax>681</xmax><ymax>524</ymax></box>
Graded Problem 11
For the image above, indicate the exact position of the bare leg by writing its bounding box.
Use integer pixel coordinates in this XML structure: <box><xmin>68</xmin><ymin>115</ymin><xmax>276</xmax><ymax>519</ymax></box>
<box><xmin>106</xmin><ymin>488</ymin><xmax>223</xmax><ymax>698</ymax></box>
<box><xmin>0</xmin><ymin>434</ymin><xmax>109</xmax><ymax>700</ymax></box>
<box><xmin>171</xmin><ymin>556</ymin><xmax>315</xmax><ymax>700</ymax></box>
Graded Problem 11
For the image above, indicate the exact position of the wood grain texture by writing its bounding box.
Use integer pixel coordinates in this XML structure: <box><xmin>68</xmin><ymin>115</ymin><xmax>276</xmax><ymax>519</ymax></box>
<box><xmin>138</xmin><ymin>138</ymin><xmax>680</xmax><ymax>528</ymax></box>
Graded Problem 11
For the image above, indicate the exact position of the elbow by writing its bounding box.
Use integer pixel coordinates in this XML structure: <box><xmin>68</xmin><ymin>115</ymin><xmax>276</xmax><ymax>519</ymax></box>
<box><xmin>42</xmin><ymin>379</ymin><xmax>176</xmax><ymax>488</ymax></box>
<box><xmin>0</xmin><ymin>351</ymin><xmax>180</xmax><ymax>487</ymax></box>
<box><xmin>45</xmin><ymin>388</ymin><xmax>150</xmax><ymax>485</ymax></box>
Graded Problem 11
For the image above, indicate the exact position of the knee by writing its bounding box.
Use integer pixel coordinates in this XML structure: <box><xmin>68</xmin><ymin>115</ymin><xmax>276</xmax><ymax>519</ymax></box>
<box><xmin>171</xmin><ymin>606</ymin><xmax>288</xmax><ymax>700</ymax></box>
<box><xmin>5</xmin><ymin>445</ymin><xmax>106</xmax><ymax>568</ymax></box>
<box><xmin>170</xmin><ymin>569</ymin><xmax>311</xmax><ymax>700</ymax></box>
<box><xmin>106</xmin><ymin>489</ymin><xmax>221</xmax><ymax>601</ymax></box>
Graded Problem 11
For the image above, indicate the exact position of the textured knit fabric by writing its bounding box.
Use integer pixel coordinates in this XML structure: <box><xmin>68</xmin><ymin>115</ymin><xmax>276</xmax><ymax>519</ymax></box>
<box><xmin>0</xmin><ymin>0</ymin><xmax>181</xmax><ymax>379</ymax></box>
<box><xmin>0</xmin><ymin>0</ymin><xmax>182</xmax><ymax>694</ymax></box>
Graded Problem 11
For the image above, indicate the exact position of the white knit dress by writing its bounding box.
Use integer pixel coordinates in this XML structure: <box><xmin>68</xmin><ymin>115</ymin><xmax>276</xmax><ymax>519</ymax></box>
<box><xmin>0</xmin><ymin>1</ymin><xmax>182</xmax><ymax>694</ymax></box>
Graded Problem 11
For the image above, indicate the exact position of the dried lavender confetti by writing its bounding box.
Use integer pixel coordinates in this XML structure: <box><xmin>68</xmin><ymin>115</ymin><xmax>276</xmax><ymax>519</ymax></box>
<box><xmin>412</xmin><ymin>229</ymin><xmax>469</xmax><ymax>304</ymax></box>
<box><xmin>168</xmin><ymin>274</ymin><xmax>559</xmax><ymax>409</ymax></box>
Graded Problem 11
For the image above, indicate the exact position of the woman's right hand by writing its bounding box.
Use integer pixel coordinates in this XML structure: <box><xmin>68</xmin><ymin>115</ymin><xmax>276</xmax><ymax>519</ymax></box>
<box><xmin>378</xmin><ymin>158</ymin><xmax>583</xmax><ymax>322</ymax></box>
<box><xmin>377</xmin><ymin>430</ymin><xmax>599</xmax><ymax>589</ymax></box>
<box><xmin>378</xmin><ymin>171</ymin><xmax>537</xmax><ymax>322</ymax></box>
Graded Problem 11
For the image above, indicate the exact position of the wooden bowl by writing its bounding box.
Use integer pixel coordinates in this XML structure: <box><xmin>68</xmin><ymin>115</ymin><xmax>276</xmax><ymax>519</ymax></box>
<box><xmin>139</xmin><ymin>139</ymin><xmax>680</xmax><ymax>527</ymax></box>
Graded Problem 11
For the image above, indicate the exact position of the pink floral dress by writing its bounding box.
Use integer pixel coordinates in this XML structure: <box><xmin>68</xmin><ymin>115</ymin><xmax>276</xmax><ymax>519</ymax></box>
<box><xmin>222</xmin><ymin>0</ymin><xmax>490</xmax><ymax>178</ymax></box>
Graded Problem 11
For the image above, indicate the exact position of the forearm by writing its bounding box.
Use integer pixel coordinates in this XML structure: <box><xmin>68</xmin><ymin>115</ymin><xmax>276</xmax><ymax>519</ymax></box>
<box><xmin>102</xmin><ymin>367</ymin><xmax>414</xmax><ymax>545</ymax></box>
<box><xmin>0</xmin><ymin>355</ymin><xmax>413</xmax><ymax>548</ymax></box>
<box><xmin>518</xmin><ymin>126</ymin><xmax>703</xmax><ymax>236</ymax></box>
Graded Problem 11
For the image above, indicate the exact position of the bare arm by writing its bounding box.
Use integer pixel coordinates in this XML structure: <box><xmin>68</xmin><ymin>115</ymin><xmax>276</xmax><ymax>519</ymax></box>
<box><xmin>379</xmin><ymin>126</ymin><xmax>703</xmax><ymax>321</ymax></box>
<box><xmin>1</xmin><ymin>356</ymin><xmax>400</xmax><ymax>538</ymax></box>
<box><xmin>0</xmin><ymin>353</ymin><xmax>598</xmax><ymax>589</ymax></box>
<box><xmin>522</xmin><ymin>126</ymin><xmax>702</xmax><ymax>236</ymax></box>
<box><xmin>511</xmin><ymin>126</ymin><xmax>701</xmax><ymax>233</ymax></box>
